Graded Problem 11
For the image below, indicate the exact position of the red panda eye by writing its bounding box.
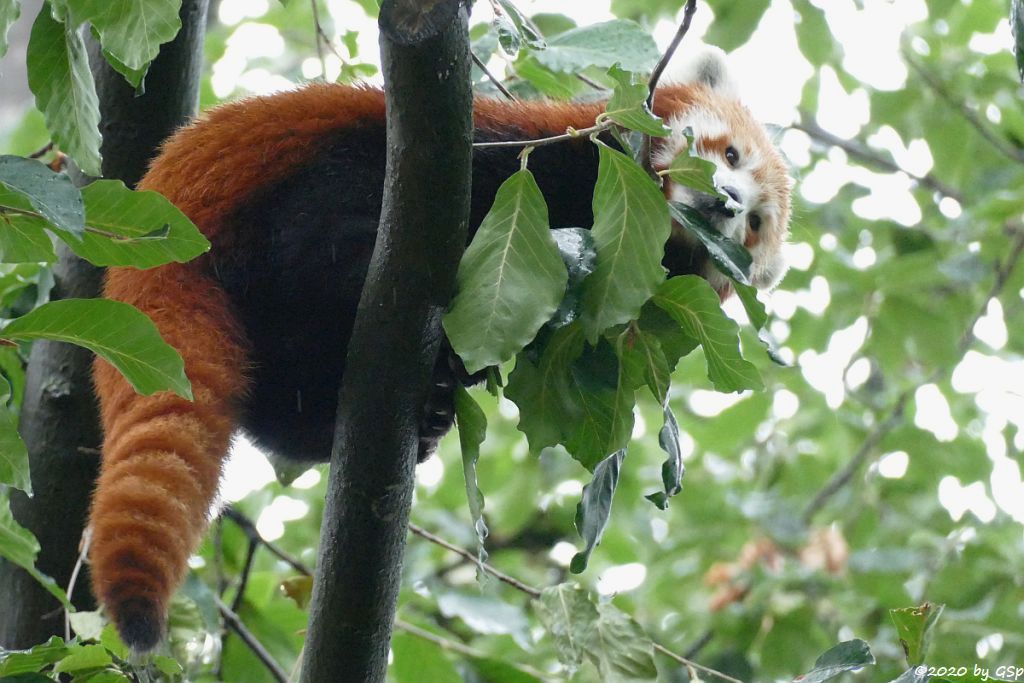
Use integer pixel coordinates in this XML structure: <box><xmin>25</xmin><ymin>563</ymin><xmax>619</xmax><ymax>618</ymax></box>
<box><xmin>725</xmin><ymin>146</ymin><xmax>740</xmax><ymax>167</ymax></box>
<box><xmin>749</xmin><ymin>213</ymin><xmax>762</xmax><ymax>232</ymax></box>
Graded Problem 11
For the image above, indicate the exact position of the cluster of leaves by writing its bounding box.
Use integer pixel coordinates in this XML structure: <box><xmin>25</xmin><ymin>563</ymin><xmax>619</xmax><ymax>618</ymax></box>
<box><xmin>442</xmin><ymin>59</ymin><xmax>770</xmax><ymax>578</ymax></box>
<box><xmin>0</xmin><ymin>591</ymin><xmax>219</xmax><ymax>682</ymax></box>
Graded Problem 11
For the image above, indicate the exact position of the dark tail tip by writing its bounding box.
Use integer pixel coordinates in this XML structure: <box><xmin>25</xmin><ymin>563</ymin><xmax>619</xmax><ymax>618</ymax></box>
<box><xmin>116</xmin><ymin>597</ymin><xmax>163</xmax><ymax>653</ymax></box>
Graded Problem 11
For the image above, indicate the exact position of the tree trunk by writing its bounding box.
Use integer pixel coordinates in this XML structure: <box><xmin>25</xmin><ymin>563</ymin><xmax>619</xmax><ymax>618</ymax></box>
<box><xmin>299</xmin><ymin>2</ymin><xmax>473</xmax><ymax>681</ymax></box>
<box><xmin>0</xmin><ymin>0</ymin><xmax>209</xmax><ymax>648</ymax></box>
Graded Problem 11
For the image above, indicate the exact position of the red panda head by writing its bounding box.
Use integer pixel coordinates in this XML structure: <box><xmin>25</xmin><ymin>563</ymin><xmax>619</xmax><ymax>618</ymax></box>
<box><xmin>653</xmin><ymin>48</ymin><xmax>793</xmax><ymax>295</ymax></box>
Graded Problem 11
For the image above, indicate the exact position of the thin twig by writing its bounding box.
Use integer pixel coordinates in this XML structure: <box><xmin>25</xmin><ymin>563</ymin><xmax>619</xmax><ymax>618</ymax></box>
<box><xmin>309</xmin><ymin>0</ymin><xmax>327</xmax><ymax>80</ymax></box>
<box><xmin>802</xmin><ymin>399</ymin><xmax>909</xmax><ymax>523</ymax></box>
<box><xmin>216</xmin><ymin>596</ymin><xmax>289</xmax><ymax>683</ymax></box>
<box><xmin>64</xmin><ymin>527</ymin><xmax>92</xmax><ymax>642</ymax></box>
<box><xmin>408</xmin><ymin>523</ymin><xmax>540</xmax><ymax>597</ymax></box>
<box><xmin>394</xmin><ymin>619</ymin><xmax>556</xmax><ymax>680</ymax></box>
<box><xmin>642</xmin><ymin>0</ymin><xmax>698</xmax><ymax>173</ymax></box>
<box><xmin>793</xmin><ymin>116</ymin><xmax>964</xmax><ymax>203</ymax></box>
<box><xmin>575</xmin><ymin>73</ymin><xmax>609</xmax><ymax>92</ymax></box>
<box><xmin>230</xmin><ymin>538</ymin><xmax>259</xmax><ymax>613</ymax></box>
<box><xmin>647</xmin><ymin>0</ymin><xmax>698</xmax><ymax>106</ymax></box>
<box><xmin>472</xmin><ymin>51</ymin><xmax>516</xmax><ymax>101</ymax></box>
<box><xmin>653</xmin><ymin>643</ymin><xmax>745</xmax><ymax>683</ymax></box>
<box><xmin>902</xmin><ymin>48</ymin><xmax>1024</xmax><ymax>165</ymax></box>
<box><xmin>222</xmin><ymin>506</ymin><xmax>314</xmax><ymax>576</ymax></box>
<box><xmin>213</xmin><ymin>517</ymin><xmax>228</xmax><ymax>597</ymax></box>
<box><xmin>803</xmin><ymin>224</ymin><xmax>1024</xmax><ymax>522</ymax></box>
<box><xmin>472</xmin><ymin>120</ymin><xmax>614</xmax><ymax>149</ymax></box>
<box><xmin>408</xmin><ymin>523</ymin><xmax>744</xmax><ymax>683</ymax></box>
<box><xmin>28</xmin><ymin>142</ymin><xmax>54</xmax><ymax>159</ymax></box>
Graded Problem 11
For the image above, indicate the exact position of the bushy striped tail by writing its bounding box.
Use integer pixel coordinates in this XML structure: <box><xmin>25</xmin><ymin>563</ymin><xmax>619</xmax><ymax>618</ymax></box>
<box><xmin>89</xmin><ymin>263</ymin><xmax>249</xmax><ymax>651</ymax></box>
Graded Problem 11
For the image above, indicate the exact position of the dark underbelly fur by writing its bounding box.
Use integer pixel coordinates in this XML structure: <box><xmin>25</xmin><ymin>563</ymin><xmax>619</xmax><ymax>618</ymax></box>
<box><xmin>214</xmin><ymin>122</ymin><xmax>703</xmax><ymax>463</ymax></box>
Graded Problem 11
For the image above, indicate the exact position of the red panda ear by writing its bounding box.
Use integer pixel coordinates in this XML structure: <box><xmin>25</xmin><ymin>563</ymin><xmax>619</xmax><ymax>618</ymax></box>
<box><xmin>675</xmin><ymin>46</ymin><xmax>740</xmax><ymax>100</ymax></box>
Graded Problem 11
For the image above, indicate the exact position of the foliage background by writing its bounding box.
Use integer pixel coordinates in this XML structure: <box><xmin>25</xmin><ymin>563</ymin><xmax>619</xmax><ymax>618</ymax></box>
<box><xmin>1</xmin><ymin>0</ymin><xmax>1022</xmax><ymax>681</ymax></box>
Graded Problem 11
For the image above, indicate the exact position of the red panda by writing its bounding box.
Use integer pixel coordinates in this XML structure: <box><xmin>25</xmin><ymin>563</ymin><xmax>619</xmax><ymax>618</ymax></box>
<box><xmin>88</xmin><ymin>51</ymin><xmax>792</xmax><ymax>651</ymax></box>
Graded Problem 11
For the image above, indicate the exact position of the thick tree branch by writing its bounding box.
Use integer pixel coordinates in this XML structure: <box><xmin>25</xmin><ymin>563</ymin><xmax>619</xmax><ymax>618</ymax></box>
<box><xmin>0</xmin><ymin>0</ymin><xmax>209</xmax><ymax>648</ymax></box>
<box><xmin>299</xmin><ymin>1</ymin><xmax>473</xmax><ymax>680</ymax></box>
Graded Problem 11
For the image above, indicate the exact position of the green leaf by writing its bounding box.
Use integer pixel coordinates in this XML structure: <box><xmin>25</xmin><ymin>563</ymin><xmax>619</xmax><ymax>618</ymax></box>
<box><xmin>704</xmin><ymin>0</ymin><xmax>770</xmax><ymax>51</ymax></box>
<box><xmin>444</xmin><ymin>169</ymin><xmax>567</xmax><ymax>374</ymax></box>
<box><xmin>653</xmin><ymin>276</ymin><xmax>763</xmax><ymax>392</ymax></box>
<box><xmin>534</xmin><ymin>584</ymin><xmax>656</xmax><ymax>681</ymax></box>
<box><xmin>493</xmin><ymin>7</ymin><xmax>520</xmax><ymax>57</ymax></box>
<box><xmin>571</xmin><ymin>449</ymin><xmax>625</xmax><ymax>573</ymax></box>
<box><xmin>495</xmin><ymin>0</ymin><xmax>545</xmax><ymax>50</ymax></box>
<box><xmin>890</xmin><ymin>603</ymin><xmax>944</xmax><ymax>666</ymax></box>
<box><xmin>580</xmin><ymin>143</ymin><xmax>670</xmax><ymax>342</ymax></box>
<box><xmin>391</xmin><ymin>632</ymin><xmax>461</xmax><ymax>683</ymax></box>
<box><xmin>99</xmin><ymin>624</ymin><xmax>128</xmax><ymax>660</ymax></box>
<box><xmin>534</xmin><ymin>20</ymin><xmax>659</xmax><ymax>74</ymax></box>
<box><xmin>663</xmin><ymin>148</ymin><xmax>726</xmax><ymax>205</ymax></box>
<box><xmin>0</xmin><ymin>203</ymin><xmax>58</xmax><ymax>263</ymax></box>
<box><xmin>0</xmin><ymin>155</ymin><xmax>85</xmax><ymax>235</ymax></box>
<box><xmin>0</xmin><ymin>500</ymin><xmax>70</xmax><ymax>607</ymax></box>
<box><xmin>1</xmin><ymin>298</ymin><xmax>192</xmax><ymax>399</ymax></box>
<box><xmin>549</xmin><ymin>227</ymin><xmax>597</xmax><ymax>329</ymax></box>
<box><xmin>98</xmin><ymin>45</ymin><xmax>149</xmax><ymax>90</ymax></box>
<box><xmin>563</xmin><ymin>340</ymin><xmax>635</xmax><ymax>470</ymax></box>
<box><xmin>604</xmin><ymin>65</ymin><xmax>670</xmax><ymax>137</ymax></box>
<box><xmin>645</xmin><ymin>404</ymin><xmax>684</xmax><ymax>510</ymax></box>
<box><xmin>26</xmin><ymin>5</ymin><xmax>102</xmax><ymax>177</ymax></box>
<box><xmin>454</xmin><ymin>385</ymin><xmax>489</xmax><ymax>561</ymax></box>
<box><xmin>795</xmin><ymin>639</ymin><xmax>876</xmax><ymax>683</ymax></box>
<box><xmin>52</xmin><ymin>644</ymin><xmax>112</xmax><ymax>674</ymax></box>
<box><xmin>0</xmin><ymin>636</ymin><xmax>68</xmax><ymax>676</ymax></box>
<box><xmin>437</xmin><ymin>592</ymin><xmax>529</xmax><ymax>639</ymax></box>
<box><xmin>616</xmin><ymin>325</ymin><xmax>670</xmax><ymax>403</ymax></box>
<box><xmin>733</xmin><ymin>281</ymin><xmax>768</xmax><ymax>330</ymax></box>
<box><xmin>151</xmin><ymin>655</ymin><xmax>183</xmax><ymax>676</ymax></box>
<box><xmin>506</xmin><ymin>323</ymin><xmax>585</xmax><ymax>452</ymax></box>
<box><xmin>667</xmin><ymin>201</ymin><xmax>751</xmax><ymax>285</ymax></box>
<box><xmin>468</xmin><ymin>657</ymin><xmax>541</xmax><ymax>683</ymax></box>
<box><xmin>0</xmin><ymin>183</ymin><xmax>59</xmax><ymax>262</ymax></box>
<box><xmin>0</xmin><ymin>0</ymin><xmax>20</xmax><ymax>57</ymax></box>
<box><xmin>0</xmin><ymin>375</ymin><xmax>30</xmax><ymax>494</ymax></box>
<box><xmin>793</xmin><ymin>0</ymin><xmax>840</xmax><ymax>66</ymax></box>
<box><xmin>636</xmin><ymin>302</ymin><xmax>698</xmax><ymax>371</ymax></box>
<box><xmin>66</xmin><ymin>179</ymin><xmax>210</xmax><ymax>267</ymax></box>
<box><xmin>68</xmin><ymin>610</ymin><xmax>105</xmax><ymax>641</ymax></box>
<box><xmin>67</xmin><ymin>0</ymin><xmax>182</xmax><ymax>74</ymax></box>
<box><xmin>514</xmin><ymin>57</ymin><xmax>584</xmax><ymax>99</ymax></box>
<box><xmin>534</xmin><ymin>583</ymin><xmax>596</xmax><ymax>673</ymax></box>
<box><xmin>589</xmin><ymin>602</ymin><xmax>657</xmax><ymax>681</ymax></box>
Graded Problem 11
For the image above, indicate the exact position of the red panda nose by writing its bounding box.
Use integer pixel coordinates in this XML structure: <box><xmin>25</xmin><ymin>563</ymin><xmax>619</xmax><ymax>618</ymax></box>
<box><xmin>721</xmin><ymin>185</ymin><xmax>742</xmax><ymax>204</ymax></box>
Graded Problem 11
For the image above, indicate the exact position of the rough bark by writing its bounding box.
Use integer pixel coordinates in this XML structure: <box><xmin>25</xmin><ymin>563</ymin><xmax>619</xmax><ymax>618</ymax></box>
<box><xmin>300</xmin><ymin>2</ymin><xmax>472</xmax><ymax>681</ymax></box>
<box><xmin>0</xmin><ymin>0</ymin><xmax>209</xmax><ymax>648</ymax></box>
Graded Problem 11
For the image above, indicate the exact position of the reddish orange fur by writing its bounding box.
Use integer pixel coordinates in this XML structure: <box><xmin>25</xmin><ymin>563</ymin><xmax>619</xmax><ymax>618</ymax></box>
<box><xmin>89</xmin><ymin>83</ymin><xmax>701</xmax><ymax>647</ymax></box>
